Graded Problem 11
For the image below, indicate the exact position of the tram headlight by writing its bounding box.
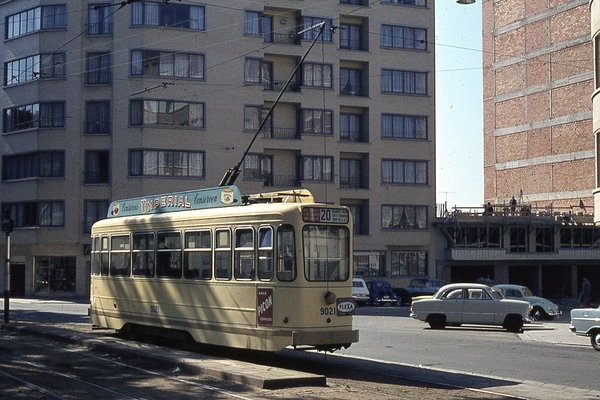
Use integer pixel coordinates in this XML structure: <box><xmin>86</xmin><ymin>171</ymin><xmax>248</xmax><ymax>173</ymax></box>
<box><xmin>323</xmin><ymin>291</ymin><xmax>336</xmax><ymax>305</ymax></box>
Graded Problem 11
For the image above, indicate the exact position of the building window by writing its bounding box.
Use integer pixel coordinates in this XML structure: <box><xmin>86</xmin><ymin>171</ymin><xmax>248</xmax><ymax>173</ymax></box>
<box><xmin>382</xmin><ymin>114</ymin><xmax>427</xmax><ymax>139</ymax></box>
<box><xmin>40</xmin><ymin>53</ymin><xmax>65</xmax><ymax>79</ymax></box>
<box><xmin>5</xmin><ymin>55</ymin><xmax>38</xmax><ymax>85</ymax></box>
<box><xmin>299</xmin><ymin>156</ymin><xmax>333</xmax><ymax>182</ymax></box>
<box><xmin>86</xmin><ymin>101</ymin><xmax>111</xmax><ymax>134</ymax></box>
<box><xmin>3</xmin><ymin>201</ymin><xmax>65</xmax><ymax>228</ymax></box>
<box><xmin>380</xmin><ymin>0</ymin><xmax>426</xmax><ymax>6</ymax></box>
<box><xmin>302</xmin><ymin>63</ymin><xmax>332</xmax><ymax>88</ymax></box>
<box><xmin>34</xmin><ymin>256</ymin><xmax>75</xmax><ymax>293</ymax></box>
<box><xmin>340</xmin><ymin>68</ymin><xmax>362</xmax><ymax>96</ymax></box>
<box><xmin>244</xmin><ymin>154</ymin><xmax>273</xmax><ymax>185</ymax></box>
<box><xmin>301</xmin><ymin>17</ymin><xmax>333</xmax><ymax>42</ymax></box>
<box><xmin>129</xmin><ymin>149</ymin><xmax>205</xmax><ymax>178</ymax></box>
<box><xmin>382</xmin><ymin>159</ymin><xmax>427</xmax><ymax>184</ymax></box>
<box><xmin>131</xmin><ymin>50</ymin><xmax>204</xmax><ymax>79</ymax></box>
<box><xmin>340</xmin><ymin>159</ymin><xmax>363</xmax><ymax>188</ymax></box>
<box><xmin>343</xmin><ymin>203</ymin><xmax>369</xmax><ymax>235</ymax></box>
<box><xmin>381</xmin><ymin>69</ymin><xmax>427</xmax><ymax>95</ymax></box>
<box><xmin>382</xmin><ymin>205</ymin><xmax>427</xmax><ymax>229</ymax></box>
<box><xmin>84</xmin><ymin>150</ymin><xmax>110</xmax><ymax>184</ymax></box>
<box><xmin>131</xmin><ymin>2</ymin><xmax>205</xmax><ymax>30</ymax></box>
<box><xmin>244</xmin><ymin>11</ymin><xmax>273</xmax><ymax>42</ymax></box>
<box><xmin>341</xmin><ymin>0</ymin><xmax>368</xmax><ymax>4</ymax></box>
<box><xmin>391</xmin><ymin>251</ymin><xmax>428</xmax><ymax>276</ymax></box>
<box><xmin>244</xmin><ymin>58</ymin><xmax>273</xmax><ymax>89</ymax></box>
<box><xmin>87</xmin><ymin>3</ymin><xmax>112</xmax><ymax>35</ymax></box>
<box><xmin>340</xmin><ymin>24</ymin><xmax>364</xmax><ymax>50</ymax></box>
<box><xmin>86</xmin><ymin>52</ymin><xmax>111</xmax><ymax>84</ymax></box>
<box><xmin>244</xmin><ymin>105</ymin><xmax>271</xmax><ymax>133</ymax></box>
<box><xmin>301</xmin><ymin>109</ymin><xmax>332</xmax><ymax>135</ymax></box>
<box><xmin>354</xmin><ymin>251</ymin><xmax>385</xmax><ymax>277</ymax></box>
<box><xmin>340</xmin><ymin>113</ymin><xmax>364</xmax><ymax>142</ymax></box>
<box><xmin>130</xmin><ymin>100</ymin><xmax>205</xmax><ymax>128</ymax></box>
<box><xmin>7</xmin><ymin>5</ymin><xmax>67</xmax><ymax>40</ymax></box>
<box><xmin>381</xmin><ymin>25</ymin><xmax>427</xmax><ymax>50</ymax></box>
<box><xmin>84</xmin><ymin>200</ymin><xmax>109</xmax><ymax>234</ymax></box>
<box><xmin>2</xmin><ymin>151</ymin><xmax>64</xmax><ymax>181</ymax></box>
<box><xmin>3</xmin><ymin>102</ymin><xmax>65</xmax><ymax>133</ymax></box>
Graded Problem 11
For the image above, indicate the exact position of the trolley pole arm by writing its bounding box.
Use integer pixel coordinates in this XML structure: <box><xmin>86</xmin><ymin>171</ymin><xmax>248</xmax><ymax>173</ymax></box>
<box><xmin>219</xmin><ymin>22</ymin><xmax>328</xmax><ymax>187</ymax></box>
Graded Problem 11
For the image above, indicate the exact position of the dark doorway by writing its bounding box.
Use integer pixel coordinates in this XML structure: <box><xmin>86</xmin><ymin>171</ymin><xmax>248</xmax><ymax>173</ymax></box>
<box><xmin>451</xmin><ymin>265</ymin><xmax>495</xmax><ymax>283</ymax></box>
<box><xmin>10</xmin><ymin>263</ymin><xmax>25</xmax><ymax>296</ymax></box>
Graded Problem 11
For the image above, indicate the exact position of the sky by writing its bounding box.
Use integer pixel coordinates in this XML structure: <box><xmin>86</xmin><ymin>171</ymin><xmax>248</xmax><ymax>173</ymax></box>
<box><xmin>434</xmin><ymin>0</ymin><xmax>484</xmax><ymax>208</ymax></box>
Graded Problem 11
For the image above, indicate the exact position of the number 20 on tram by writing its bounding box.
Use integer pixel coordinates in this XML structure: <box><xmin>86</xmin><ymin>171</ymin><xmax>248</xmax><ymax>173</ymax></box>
<box><xmin>89</xmin><ymin>185</ymin><xmax>359</xmax><ymax>352</ymax></box>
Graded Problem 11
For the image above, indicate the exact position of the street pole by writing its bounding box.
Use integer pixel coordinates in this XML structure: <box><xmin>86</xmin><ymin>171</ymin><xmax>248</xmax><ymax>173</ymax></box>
<box><xmin>4</xmin><ymin>231</ymin><xmax>9</xmax><ymax>324</ymax></box>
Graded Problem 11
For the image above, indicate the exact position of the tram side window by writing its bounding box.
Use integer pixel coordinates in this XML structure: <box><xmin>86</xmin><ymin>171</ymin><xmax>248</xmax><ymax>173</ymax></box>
<box><xmin>132</xmin><ymin>232</ymin><xmax>155</xmax><ymax>277</ymax></box>
<box><xmin>215</xmin><ymin>229</ymin><xmax>232</xmax><ymax>280</ymax></box>
<box><xmin>277</xmin><ymin>225</ymin><xmax>296</xmax><ymax>281</ymax></box>
<box><xmin>91</xmin><ymin>236</ymin><xmax>101</xmax><ymax>275</ymax></box>
<box><xmin>157</xmin><ymin>232</ymin><xmax>182</xmax><ymax>278</ymax></box>
<box><xmin>258</xmin><ymin>226</ymin><xmax>273</xmax><ymax>281</ymax></box>
<box><xmin>234</xmin><ymin>228</ymin><xmax>255</xmax><ymax>280</ymax></box>
<box><xmin>184</xmin><ymin>230</ymin><xmax>212</xmax><ymax>279</ymax></box>
<box><xmin>110</xmin><ymin>235</ymin><xmax>131</xmax><ymax>276</ymax></box>
<box><xmin>303</xmin><ymin>226</ymin><xmax>350</xmax><ymax>282</ymax></box>
<box><xmin>101</xmin><ymin>236</ymin><xmax>109</xmax><ymax>276</ymax></box>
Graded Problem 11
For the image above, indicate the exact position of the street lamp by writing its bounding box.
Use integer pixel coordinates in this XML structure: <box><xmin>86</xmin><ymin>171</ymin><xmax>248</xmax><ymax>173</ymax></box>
<box><xmin>457</xmin><ymin>0</ymin><xmax>476</xmax><ymax>4</ymax></box>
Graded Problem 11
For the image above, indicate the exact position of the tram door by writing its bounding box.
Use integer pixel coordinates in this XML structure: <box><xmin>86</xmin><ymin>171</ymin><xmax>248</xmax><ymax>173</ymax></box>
<box><xmin>10</xmin><ymin>263</ymin><xmax>25</xmax><ymax>296</ymax></box>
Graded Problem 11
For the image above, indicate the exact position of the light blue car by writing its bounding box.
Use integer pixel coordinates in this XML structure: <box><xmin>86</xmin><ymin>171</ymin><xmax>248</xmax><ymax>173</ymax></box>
<box><xmin>492</xmin><ymin>284</ymin><xmax>561</xmax><ymax>321</ymax></box>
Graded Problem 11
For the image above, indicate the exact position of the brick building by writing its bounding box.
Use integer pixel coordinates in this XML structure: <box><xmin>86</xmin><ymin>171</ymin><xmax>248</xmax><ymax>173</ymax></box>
<box><xmin>483</xmin><ymin>0</ymin><xmax>594</xmax><ymax>214</ymax></box>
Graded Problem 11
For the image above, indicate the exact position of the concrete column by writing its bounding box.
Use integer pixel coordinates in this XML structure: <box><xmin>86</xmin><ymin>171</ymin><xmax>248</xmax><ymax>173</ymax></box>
<box><xmin>571</xmin><ymin>265</ymin><xmax>578</xmax><ymax>300</ymax></box>
<box><xmin>494</xmin><ymin>263</ymin><xmax>509</xmax><ymax>283</ymax></box>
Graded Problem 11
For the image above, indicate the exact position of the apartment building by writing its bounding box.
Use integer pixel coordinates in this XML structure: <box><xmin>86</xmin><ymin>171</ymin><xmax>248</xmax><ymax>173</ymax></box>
<box><xmin>0</xmin><ymin>0</ymin><xmax>436</xmax><ymax>297</ymax></box>
<box><xmin>483</xmin><ymin>0</ymin><xmax>594</xmax><ymax>213</ymax></box>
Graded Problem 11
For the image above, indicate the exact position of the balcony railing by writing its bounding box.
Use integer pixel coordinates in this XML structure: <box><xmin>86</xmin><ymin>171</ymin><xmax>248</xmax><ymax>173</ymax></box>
<box><xmin>268</xmin><ymin>80</ymin><xmax>301</xmax><ymax>93</ymax></box>
<box><xmin>263</xmin><ymin>127</ymin><xmax>300</xmax><ymax>140</ymax></box>
<box><xmin>273</xmin><ymin>32</ymin><xmax>300</xmax><ymax>45</ymax></box>
<box><xmin>340</xmin><ymin>84</ymin><xmax>368</xmax><ymax>97</ymax></box>
<box><xmin>83</xmin><ymin>170</ymin><xmax>110</xmax><ymax>185</ymax></box>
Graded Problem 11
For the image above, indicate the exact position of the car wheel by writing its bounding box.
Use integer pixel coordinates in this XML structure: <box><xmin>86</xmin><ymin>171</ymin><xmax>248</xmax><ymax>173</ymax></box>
<box><xmin>530</xmin><ymin>306</ymin><xmax>545</xmax><ymax>321</ymax></box>
<box><xmin>503</xmin><ymin>315</ymin><xmax>523</xmax><ymax>332</ymax></box>
<box><xmin>428</xmin><ymin>315</ymin><xmax>446</xmax><ymax>329</ymax></box>
<box><xmin>591</xmin><ymin>331</ymin><xmax>600</xmax><ymax>351</ymax></box>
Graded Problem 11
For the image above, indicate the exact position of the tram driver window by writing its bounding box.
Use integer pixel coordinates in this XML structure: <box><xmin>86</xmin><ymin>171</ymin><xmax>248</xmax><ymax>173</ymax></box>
<box><xmin>100</xmin><ymin>236</ymin><xmax>109</xmax><ymax>276</ymax></box>
<box><xmin>258</xmin><ymin>226</ymin><xmax>273</xmax><ymax>281</ymax></box>
<box><xmin>235</xmin><ymin>228</ymin><xmax>255</xmax><ymax>280</ymax></box>
<box><xmin>215</xmin><ymin>229</ymin><xmax>232</xmax><ymax>280</ymax></box>
<box><xmin>157</xmin><ymin>232</ymin><xmax>182</xmax><ymax>278</ymax></box>
<box><xmin>277</xmin><ymin>225</ymin><xmax>296</xmax><ymax>281</ymax></box>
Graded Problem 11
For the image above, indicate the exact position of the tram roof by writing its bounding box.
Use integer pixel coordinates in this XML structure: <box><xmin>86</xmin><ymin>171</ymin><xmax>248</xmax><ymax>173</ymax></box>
<box><xmin>106</xmin><ymin>185</ymin><xmax>315</xmax><ymax>218</ymax></box>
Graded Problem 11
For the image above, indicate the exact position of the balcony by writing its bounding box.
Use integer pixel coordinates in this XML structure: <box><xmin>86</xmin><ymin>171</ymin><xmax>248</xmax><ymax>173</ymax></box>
<box><xmin>263</xmin><ymin>127</ymin><xmax>300</xmax><ymax>140</ymax></box>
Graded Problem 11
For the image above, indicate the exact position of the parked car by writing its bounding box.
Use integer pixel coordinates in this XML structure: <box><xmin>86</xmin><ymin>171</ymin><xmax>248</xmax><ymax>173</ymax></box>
<box><xmin>393</xmin><ymin>278</ymin><xmax>446</xmax><ymax>306</ymax></box>
<box><xmin>492</xmin><ymin>284</ymin><xmax>561</xmax><ymax>321</ymax></box>
<box><xmin>366</xmin><ymin>280</ymin><xmax>398</xmax><ymax>307</ymax></box>
<box><xmin>352</xmin><ymin>277</ymin><xmax>370</xmax><ymax>306</ymax></box>
<box><xmin>410</xmin><ymin>283</ymin><xmax>532</xmax><ymax>332</ymax></box>
<box><xmin>570</xmin><ymin>306</ymin><xmax>600</xmax><ymax>350</ymax></box>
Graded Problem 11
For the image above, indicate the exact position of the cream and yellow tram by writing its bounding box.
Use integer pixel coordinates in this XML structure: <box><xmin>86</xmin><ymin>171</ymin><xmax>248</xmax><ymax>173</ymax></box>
<box><xmin>89</xmin><ymin>185</ymin><xmax>358</xmax><ymax>352</ymax></box>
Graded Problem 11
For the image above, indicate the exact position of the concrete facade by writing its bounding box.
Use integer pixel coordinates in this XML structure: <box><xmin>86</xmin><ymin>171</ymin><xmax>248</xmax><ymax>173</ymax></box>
<box><xmin>0</xmin><ymin>0</ymin><xmax>437</xmax><ymax>297</ymax></box>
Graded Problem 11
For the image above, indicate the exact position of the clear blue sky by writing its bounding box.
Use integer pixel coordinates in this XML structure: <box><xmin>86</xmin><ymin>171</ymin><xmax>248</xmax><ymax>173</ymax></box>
<box><xmin>435</xmin><ymin>1</ymin><xmax>484</xmax><ymax>208</ymax></box>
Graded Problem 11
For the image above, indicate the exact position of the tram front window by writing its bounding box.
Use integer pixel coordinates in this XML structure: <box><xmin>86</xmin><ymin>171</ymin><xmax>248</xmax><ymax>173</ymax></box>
<box><xmin>302</xmin><ymin>225</ymin><xmax>350</xmax><ymax>282</ymax></box>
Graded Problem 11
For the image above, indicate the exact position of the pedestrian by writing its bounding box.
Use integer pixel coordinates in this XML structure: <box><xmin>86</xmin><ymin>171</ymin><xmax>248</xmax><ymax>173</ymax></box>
<box><xmin>484</xmin><ymin>202</ymin><xmax>493</xmax><ymax>215</ymax></box>
<box><xmin>579</xmin><ymin>278</ymin><xmax>591</xmax><ymax>307</ymax></box>
<box><xmin>510</xmin><ymin>196</ymin><xmax>517</xmax><ymax>215</ymax></box>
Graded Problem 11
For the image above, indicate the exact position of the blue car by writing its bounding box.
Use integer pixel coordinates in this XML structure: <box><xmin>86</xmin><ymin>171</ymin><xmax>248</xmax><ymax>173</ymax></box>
<box><xmin>366</xmin><ymin>280</ymin><xmax>398</xmax><ymax>306</ymax></box>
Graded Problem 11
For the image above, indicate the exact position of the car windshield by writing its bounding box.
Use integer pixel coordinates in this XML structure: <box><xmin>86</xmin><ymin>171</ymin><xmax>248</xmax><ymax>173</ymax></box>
<box><xmin>521</xmin><ymin>287</ymin><xmax>534</xmax><ymax>297</ymax></box>
<box><xmin>490</xmin><ymin>289</ymin><xmax>503</xmax><ymax>300</ymax></box>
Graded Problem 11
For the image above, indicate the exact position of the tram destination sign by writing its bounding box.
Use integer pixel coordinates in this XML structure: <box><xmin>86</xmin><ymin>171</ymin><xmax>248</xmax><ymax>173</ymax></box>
<box><xmin>107</xmin><ymin>185</ymin><xmax>242</xmax><ymax>218</ymax></box>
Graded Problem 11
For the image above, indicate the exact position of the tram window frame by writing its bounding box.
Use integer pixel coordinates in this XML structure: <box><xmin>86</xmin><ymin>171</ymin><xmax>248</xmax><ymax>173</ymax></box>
<box><xmin>302</xmin><ymin>225</ymin><xmax>350</xmax><ymax>282</ymax></box>
<box><xmin>215</xmin><ymin>228</ymin><xmax>232</xmax><ymax>280</ymax></box>
<box><xmin>234</xmin><ymin>227</ymin><xmax>255</xmax><ymax>280</ymax></box>
<box><xmin>100</xmin><ymin>236</ymin><xmax>109</xmax><ymax>276</ymax></box>
<box><xmin>110</xmin><ymin>235</ymin><xmax>131</xmax><ymax>276</ymax></box>
<box><xmin>156</xmin><ymin>231</ymin><xmax>182</xmax><ymax>278</ymax></box>
<box><xmin>132</xmin><ymin>232</ymin><xmax>155</xmax><ymax>277</ymax></box>
<box><xmin>276</xmin><ymin>225</ymin><xmax>296</xmax><ymax>281</ymax></box>
<box><xmin>91</xmin><ymin>236</ymin><xmax>101</xmax><ymax>275</ymax></box>
<box><xmin>258</xmin><ymin>226</ymin><xmax>274</xmax><ymax>281</ymax></box>
<box><xmin>184</xmin><ymin>230</ymin><xmax>212</xmax><ymax>279</ymax></box>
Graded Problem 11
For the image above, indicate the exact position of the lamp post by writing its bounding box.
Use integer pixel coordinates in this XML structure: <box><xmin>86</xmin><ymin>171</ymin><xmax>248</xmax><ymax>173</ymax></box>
<box><xmin>2</xmin><ymin>208</ymin><xmax>14</xmax><ymax>324</ymax></box>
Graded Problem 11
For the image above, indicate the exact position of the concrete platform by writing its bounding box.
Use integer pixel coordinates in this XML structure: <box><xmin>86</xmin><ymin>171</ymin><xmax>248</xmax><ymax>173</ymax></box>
<box><xmin>1</xmin><ymin>321</ymin><xmax>326</xmax><ymax>389</ymax></box>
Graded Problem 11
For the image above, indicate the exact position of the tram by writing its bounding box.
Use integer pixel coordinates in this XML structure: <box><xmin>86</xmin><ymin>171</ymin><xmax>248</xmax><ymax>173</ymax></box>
<box><xmin>89</xmin><ymin>185</ymin><xmax>358</xmax><ymax>352</ymax></box>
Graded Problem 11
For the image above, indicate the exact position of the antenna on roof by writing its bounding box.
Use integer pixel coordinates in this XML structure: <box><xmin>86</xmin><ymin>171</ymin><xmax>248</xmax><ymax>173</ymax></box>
<box><xmin>219</xmin><ymin>21</ymin><xmax>329</xmax><ymax>187</ymax></box>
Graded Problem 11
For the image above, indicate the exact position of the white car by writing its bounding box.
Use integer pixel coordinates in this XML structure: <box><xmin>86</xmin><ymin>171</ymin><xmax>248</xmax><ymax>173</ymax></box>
<box><xmin>570</xmin><ymin>307</ymin><xmax>600</xmax><ymax>350</ymax></box>
<box><xmin>410</xmin><ymin>283</ymin><xmax>532</xmax><ymax>332</ymax></box>
<box><xmin>352</xmin><ymin>277</ymin><xmax>370</xmax><ymax>306</ymax></box>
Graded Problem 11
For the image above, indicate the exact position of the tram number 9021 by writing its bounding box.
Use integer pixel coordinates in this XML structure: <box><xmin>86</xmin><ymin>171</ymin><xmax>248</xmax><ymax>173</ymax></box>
<box><xmin>320</xmin><ymin>307</ymin><xmax>336</xmax><ymax>316</ymax></box>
